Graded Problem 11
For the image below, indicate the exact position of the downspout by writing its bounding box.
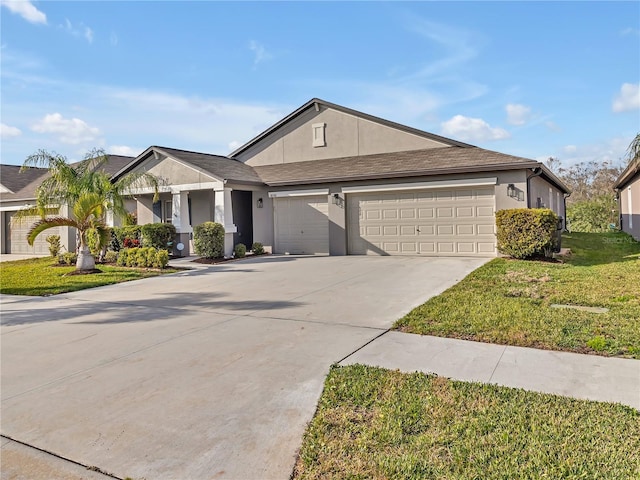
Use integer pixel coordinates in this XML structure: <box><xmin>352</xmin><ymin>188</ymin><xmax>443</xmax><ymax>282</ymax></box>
<box><xmin>526</xmin><ymin>167</ymin><xmax>543</xmax><ymax>208</ymax></box>
<box><xmin>614</xmin><ymin>189</ymin><xmax>621</xmax><ymax>231</ymax></box>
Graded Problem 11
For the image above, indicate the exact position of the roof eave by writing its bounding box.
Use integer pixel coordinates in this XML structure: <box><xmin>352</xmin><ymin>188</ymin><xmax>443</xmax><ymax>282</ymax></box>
<box><xmin>261</xmin><ymin>162</ymin><xmax>539</xmax><ymax>187</ymax></box>
<box><xmin>613</xmin><ymin>160</ymin><xmax>640</xmax><ymax>190</ymax></box>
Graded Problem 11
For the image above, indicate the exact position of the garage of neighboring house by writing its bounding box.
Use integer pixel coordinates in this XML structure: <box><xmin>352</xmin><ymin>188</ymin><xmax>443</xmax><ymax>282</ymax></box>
<box><xmin>345</xmin><ymin>181</ymin><xmax>496</xmax><ymax>256</ymax></box>
<box><xmin>271</xmin><ymin>191</ymin><xmax>329</xmax><ymax>254</ymax></box>
<box><xmin>4</xmin><ymin>212</ymin><xmax>59</xmax><ymax>254</ymax></box>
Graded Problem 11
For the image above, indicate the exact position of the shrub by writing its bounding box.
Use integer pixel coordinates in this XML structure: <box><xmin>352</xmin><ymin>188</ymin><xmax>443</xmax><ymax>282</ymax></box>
<box><xmin>86</xmin><ymin>227</ymin><xmax>111</xmax><ymax>256</ymax></box>
<box><xmin>234</xmin><ymin>243</ymin><xmax>247</xmax><ymax>258</ymax></box>
<box><xmin>58</xmin><ymin>252</ymin><xmax>78</xmax><ymax>265</ymax></box>
<box><xmin>115</xmin><ymin>247</ymin><xmax>169</xmax><ymax>269</ymax></box>
<box><xmin>46</xmin><ymin>235</ymin><xmax>61</xmax><ymax>257</ymax></box>
<box><xmin>567</xmin><ymin>195</ymin><xmax>618</xmax><ymax>233</ymax></box>
<box><xmin>141</xmin><ymin>223</ymin><xmax>176</xmax><ymax>251</ymax></box>
<box><xmin>113</xmin><ymin>226</ymin><xmax>142</xmax><ymax>250</ymax></box>
<box><xmin>193</xmin><ymin>222</ymin><xmax>225</xmax><ymax>258</ymax></box>
<box><xmin>153</xmin><ymin>249</ymin><xmax>169</xmax><ymax>268</ymax></box>
<box><xmin>495</xmin><ymin>208</ymin><xmax>559</xmax><ymax>259</ymax></box>
<box><xmin>104</xmin><ymin>250</ymin><xmax>118</xmax><ymax>263</ymax></box>
<box><xmin>251</xmin><ymin>242</ymin><xmax>265</xmax><ymax>255</ymax></box>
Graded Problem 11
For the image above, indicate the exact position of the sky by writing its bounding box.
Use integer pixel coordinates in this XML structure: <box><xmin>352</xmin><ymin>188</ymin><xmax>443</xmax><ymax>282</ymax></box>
<box><xmin>1</xmin><ymin>1</ymin><xmax>639</xmax><ymax>168</ymax></box>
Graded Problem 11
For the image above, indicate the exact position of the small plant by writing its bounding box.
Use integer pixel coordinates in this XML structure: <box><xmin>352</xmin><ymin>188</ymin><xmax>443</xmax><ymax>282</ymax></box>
<box><xmin>251</xmin><ymin>242</ymin><xmax>265</xmax><ymax>255</ymax></box>
<box><xmin>234</xmin><ymin>243</ymin><xmax>247</xmax><ymax>258</ymax></box>
<box><xmin>587</xmin><ymin>335</ymin><xmax>608</xmax><ymax>351</ymax></box>
<box><xmin>123</xmin><ymin>237</ymin><xmax>140</xmax><ymax>248</ymax></box>
<box><xmin>104</xmin><ymin>251</ymin><xmax>118</xmax><ymax>263</ymax></box>
<box><xmin>46</xmin><ymin>234</ymin><xmax>61</xmax><ymax>257</ymax></box>
<box><xmin>58</xmin><ymin>252</ymin><xmax>78</xmax><ymax>265</ymax></box>
<box><xmin>193</xmin><ymin>222</ymin><xmax>225</xmax><ymax>258</ymax></box>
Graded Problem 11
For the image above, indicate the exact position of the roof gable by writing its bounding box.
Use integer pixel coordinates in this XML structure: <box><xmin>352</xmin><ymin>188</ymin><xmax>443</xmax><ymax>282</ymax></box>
<box><xmin>229</xmin><ymin>98</ymin><xmax>474</xmax><ymax>162</ymax></box>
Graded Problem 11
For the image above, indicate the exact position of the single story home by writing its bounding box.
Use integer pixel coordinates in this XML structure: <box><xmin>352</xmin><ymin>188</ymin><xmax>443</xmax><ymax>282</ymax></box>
<box><xmin>1</xmin><ymin>98</ymin><xmax>569</xmax><ymax>257</ymax></box>
<box><xmin>614</xmin><ymin>157</ymin><xmax>640</xmax><ymax>241</ymax></box>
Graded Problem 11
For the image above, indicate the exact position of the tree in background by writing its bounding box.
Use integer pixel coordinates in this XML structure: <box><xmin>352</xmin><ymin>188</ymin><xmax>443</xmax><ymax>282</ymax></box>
<box><xmin>546</xmin><ymin>157</ymin><xmax>624</xmax><ymax>233</ymax></box>
<box><xmin>17</xmin><ymin>149</ymin><xmax>160</xmax><ymax>271</ymax></box>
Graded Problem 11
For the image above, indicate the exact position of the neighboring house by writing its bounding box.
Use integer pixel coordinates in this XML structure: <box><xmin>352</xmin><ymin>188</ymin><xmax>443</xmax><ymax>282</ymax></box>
<box><xmin>0</xmin><ymin>155</ymin><xmax>135</xmax><ymax>254</ymax></box>
<box><xmin>115</xmin><ymin>98</ymin><xmax>569</xmax><ymax>257</ymax></box>
<box><xmin>614</xmin><ymin>157</ymin><xmax>640</xmax><ymax>241</ymax></box>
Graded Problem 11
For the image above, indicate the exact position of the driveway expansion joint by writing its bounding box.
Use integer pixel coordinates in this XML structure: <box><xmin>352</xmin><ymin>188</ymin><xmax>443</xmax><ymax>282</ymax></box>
<box><xmin>336</xmin><ymin>329</ymin><xmax>391</xmax><ymax>365</ymax></box>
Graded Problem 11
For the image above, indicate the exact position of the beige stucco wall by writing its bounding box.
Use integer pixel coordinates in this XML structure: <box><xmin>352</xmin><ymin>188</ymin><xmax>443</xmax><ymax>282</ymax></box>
<box><xmin>236</xmin><ymin>105</ymin><xmax>451</xmax><ymax>167</ymax></box>
<box><xmin>619</xmin><ymin>173</ymin><xmax>640</xmax><ymax>240</ymax></box>
<box><xmin>190</xmin><ymin>190</ymin><xmax>214</xmax><ymax>227</ymax></box>
<box><xmin>529</xmin><ymin>175</ymin><xmax>566</xmax><ymax>223</ymax></box>
<box><xmin>138</xmin><ymin>155</ymin><xmax>217</xmax><ymax>186</ymax></box>
<box><xmin>251</xmin><ymin>170</ymin><xmax>530</xmax><ymax>256</ymax></box>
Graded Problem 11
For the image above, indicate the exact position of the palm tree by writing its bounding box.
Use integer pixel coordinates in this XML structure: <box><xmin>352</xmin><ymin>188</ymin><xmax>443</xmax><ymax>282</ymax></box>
<box><xmin>27</xmin><ymin>193</ymin><xmax>111</xmax><ymax>271</ymax></box>
<box><xmin>17</xmin><ymin>148</ymin><xmax>160</xmax><ymax>271</ymax></box>
<box><xmin>627</xmin><ymin>133</ymin><xmax>640</xmax><ymax>166</ymax></box>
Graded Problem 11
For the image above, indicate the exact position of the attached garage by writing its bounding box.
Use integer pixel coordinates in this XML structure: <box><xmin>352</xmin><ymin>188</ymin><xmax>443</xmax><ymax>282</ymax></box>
<box><xmin>346</xmin><ymin>180</ymin><xmax>496</xmax><ymax>256</ymax></box>
<box><xmin>4</xmin><ymin>212</ymin><xmax>59</xmax><ymax>255</ymax></box>
<box><xmin>272</xmin><ymin>192</ymin><xmax>329</xmax><ymax>254</ymax></box>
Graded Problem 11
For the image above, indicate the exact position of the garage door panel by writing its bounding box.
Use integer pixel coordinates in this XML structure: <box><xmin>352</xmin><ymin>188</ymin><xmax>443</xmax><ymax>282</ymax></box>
<box><xmin>347</xmin><ymin>186</ymin><xmax>496</xmax><ymax>256</ymax></box>
<box><xmin>7</xmin><ymin>213</ymin><xmax>61</xmax><ymax>254</ymax></box>
<box><xmin>274</xmin><ymin>196</ymin><xmax>328</xmax><ymax>254</ymax></box>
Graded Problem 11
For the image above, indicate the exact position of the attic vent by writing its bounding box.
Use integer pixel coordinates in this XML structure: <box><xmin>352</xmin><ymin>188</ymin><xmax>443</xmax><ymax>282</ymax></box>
<box><xmin>312</xmin><ymin>123</ymin><xmax>326</xmax><ymax>147</ymax></box>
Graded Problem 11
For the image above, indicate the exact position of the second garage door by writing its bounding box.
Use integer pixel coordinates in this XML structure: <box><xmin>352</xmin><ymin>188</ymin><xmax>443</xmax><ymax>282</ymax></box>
<box><xmin>274</xmin><ymin>195</ymin><xmax>329</xmax><ymax>254</ymax></box>
<box><xmin>5</xmin><ymin>212</ymin><xmax>60</xmax><ymax>254</ymax></box>
<box><xmin>347</xmin><ymin>187</ymin><xmax>496</xmax><ymax>256</ymax></box>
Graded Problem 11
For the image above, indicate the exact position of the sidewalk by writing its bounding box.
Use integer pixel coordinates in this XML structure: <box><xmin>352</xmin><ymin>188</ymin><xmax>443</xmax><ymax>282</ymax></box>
<box><xmin>341</xmin><ymin>332</ymin><xmax>640</xmax><ymax>409</ymax></box>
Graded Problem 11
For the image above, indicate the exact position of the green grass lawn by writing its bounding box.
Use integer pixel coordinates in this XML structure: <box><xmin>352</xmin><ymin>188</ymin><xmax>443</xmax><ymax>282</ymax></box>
<box><xmin>0</xmin><ymin>257</ymin><xmax>179</xmax><ymax>296</ymax></box>
<box><xmin>395</xmin><ymin>232</ymin><xmax>640</xmax><ymax>358</ymax></box>
<box><xmin>293</xmin><ymin>365</ymin><xmax>640</xmax><ymax>480</ymax></box>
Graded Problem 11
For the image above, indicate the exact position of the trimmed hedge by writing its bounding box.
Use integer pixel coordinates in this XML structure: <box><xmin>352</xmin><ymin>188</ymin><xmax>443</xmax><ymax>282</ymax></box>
<box><xmin>116</xmin><ymin>247</ymin><xmax>169</xmax><ymax>268</ymax></box>
<box><xmin>141</xmin><ymin>223</ymin><xmax>176</xmax><ymax>251</ymax></box>
<box><xmin>495</xmin><ymin>208</ymin><xmax>559</xmax><ymax>259</ymax></box>
<box><xmin>193</xmin><ymin>222</ymin><xmax>225</xmax><ymax>258</ymax></box>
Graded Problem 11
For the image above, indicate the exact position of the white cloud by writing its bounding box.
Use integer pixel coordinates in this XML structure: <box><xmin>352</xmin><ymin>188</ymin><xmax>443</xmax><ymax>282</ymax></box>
<box><xmin>109</xmin><ymin>145</ymin><xmax>141</xmax><ymax>157</ymax></box>
<box><xmin>1</xmin><ymin>0</ymin><xmax>46</xmax><ymax>24</ymax></box>
<box><xmin>32</xmin><ymin>113</ymin><xmax>101</xmax><ymax>144</ymax></box>
<box><xmin>248</xmin><ymin>40</ymin><xmax>273</xmax><ymax>67</ymax></box>
<box><xmin>228</xmin><ymin>140</ymin><xmax>242</xmax><ymax>151</ymax></box>
<box><xmin>1</xmin><ymin>123</ymin><xmax>22</xmax><ymax>138</ymax></box>
<box><xmin>506</xmin><ymin>103</ymin><xmax>532</xmax><ymax>126</ymax></box>
<box><xmin>441</xmin><ymin>115</ymin><xmax>510</xmax><ymax>142</ymax></box>
<box><xmin>555</xmin><ymin>136</ymin><xmax>631</xmax><ymax>166</ymax></box>
<box><xmin>612</xmin><ymin>83</ymin><xmax>640</xmax><ymax>112</ymax></box>
<box><xmin>61</xmin><ymin>18</ymin><xmax>94</xmax><ymax>44</ymax></box>
<box><xmin>545</xmin><ymin>121</ymin><xmax>562</xmax><ymax>132</ymax></box>
<box><xmin>563</xmin><ymin>145</ymin><xmax>577</xmax><ymax>153</ymax></box>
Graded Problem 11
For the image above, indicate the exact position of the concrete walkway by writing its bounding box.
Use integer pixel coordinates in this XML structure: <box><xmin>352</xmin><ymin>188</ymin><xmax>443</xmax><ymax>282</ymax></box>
<box><xmin>341</xmin><ymin>331</ymin><xmax>640</xmax><ymax>409</ymax></box>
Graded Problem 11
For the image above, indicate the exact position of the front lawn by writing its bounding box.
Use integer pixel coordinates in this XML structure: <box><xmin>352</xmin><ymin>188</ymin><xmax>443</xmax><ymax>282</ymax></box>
<box><xmin>293</xmin><ymin>365</ymin><xmax>640</xmax><ymax>479</ymax></box>
<box><xmin>395</xmin><ymin>232</ymin><xmax>640</xmax><ymax>358</ymax></box>
<box><xmin>0</xmin><ymin>257</ymin><xmax>179</xmax><ymax>296</ymax></box>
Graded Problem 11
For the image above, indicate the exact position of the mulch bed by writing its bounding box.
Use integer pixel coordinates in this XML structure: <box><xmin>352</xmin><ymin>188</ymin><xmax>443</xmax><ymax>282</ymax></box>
<box><xmin>192</xmin><ymin>253</ymin><xmax>270</xmax><ymax>265</ymax></box>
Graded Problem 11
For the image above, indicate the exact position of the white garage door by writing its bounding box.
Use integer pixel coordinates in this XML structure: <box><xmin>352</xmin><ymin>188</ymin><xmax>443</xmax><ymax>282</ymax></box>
<box><xmin>274</xmin><ymin>195</ymin><xmax>329</xmax><ymax>254</ymax></box>
<box><xmin>347</xmin><ymin>187</ymin><xmax>496</xmax><ymax>256</ymax></box>
<box><xmin>6</xmin><ymin>212</ymin><xmax>60</xmax><ymax>254</ymax></box>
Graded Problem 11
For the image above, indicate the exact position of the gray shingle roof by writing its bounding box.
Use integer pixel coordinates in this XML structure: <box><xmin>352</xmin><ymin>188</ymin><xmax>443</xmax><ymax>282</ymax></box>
<box><xmin>253</xmin><ymin>147</ymin><xmax>540</xmax><ymax>186</ymax></box>
<box><xmin>151</xmin><ymin>146</ymin><xmax>264</xmax><ymax>185</ymax></box>
<box><xmin>0</xmin><ymin>155</ymin><xmax>136</xmax><ymax>203</ymax></box>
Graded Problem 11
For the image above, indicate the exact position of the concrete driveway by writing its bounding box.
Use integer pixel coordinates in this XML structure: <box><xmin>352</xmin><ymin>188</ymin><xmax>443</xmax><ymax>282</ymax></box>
<box><xmin>1</xmin><ymin>255</ymin><xmax>487</xmax><ymax>479</ymax></box>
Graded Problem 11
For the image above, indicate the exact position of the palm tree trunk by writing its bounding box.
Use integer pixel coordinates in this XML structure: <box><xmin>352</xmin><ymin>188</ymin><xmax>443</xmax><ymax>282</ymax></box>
<box><xmin>76</xmin><ymin>231</ymin><xmax>96</xmax><ymax>271</ymax></box>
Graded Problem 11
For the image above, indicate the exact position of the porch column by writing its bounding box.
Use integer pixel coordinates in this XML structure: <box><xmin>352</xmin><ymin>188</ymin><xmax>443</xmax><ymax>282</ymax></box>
<box><xmin>172</xmin><ymin>191</ymin><xmax>192</xmax><ymax>234</ymax></box>
<box><xmin>214</xmin><ymin>187</ymin><xmax>237</xmax><ymax>257</ymax></box>
<box><xmin>105</xmin><ymin>210</ymin><xmax>114</xmax><ymax>227</ymax></box>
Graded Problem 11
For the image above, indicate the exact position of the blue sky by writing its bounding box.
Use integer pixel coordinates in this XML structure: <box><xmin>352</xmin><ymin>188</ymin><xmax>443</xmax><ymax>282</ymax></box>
<box><xmin>1</xmin><ymin>1</ymin><xmax>638</xmax><ymax>167</ymax></box>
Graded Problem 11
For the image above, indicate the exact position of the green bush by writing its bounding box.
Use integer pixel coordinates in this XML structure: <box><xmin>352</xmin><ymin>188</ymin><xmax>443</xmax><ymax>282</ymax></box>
<box><xmin>234</xmin><ymin>243</ymin><xmax>247</xmax><ymax>258</ymax></box>
<box><xmin>251</xmin><ymin>242</ymin><xmax>265</xmax><ymax>255</ymax></box>
<box><xmin>113</xmin><ymin>225</ymin><xmax>142</xmax><ymax>249</ymax></box>
<box><xmin>115</xmin><ymin>247</ymin><xmax>169</xmax><ymax>269</ymax></box>
<box><xmin>58</xmin><ymin>252</ymin><xmax>78</xmax><ymax>265</ymax></box>
<box><xmin>86</xmin><ymin>227</ymin><xmax>111</xmax><ymax>256</ymax></box>
<box><xmin>153</xmin><ymin>249</ymin><xmax>169</xmax><ymax>268</ymax></box>
<box><xmin>495</xmin><ymin>208</ymin><xmax>559</xmax><ymax>259</ymax></box>
<box><xmin>104</xmin><ymin>250</ymin><xmax>118</xmax><ymax>263</ymax></box>
<box><xmin>567</xmin><ymin>195</ymin><xmax>618</xmax><ymax>233</ymax></box>
<box><xmin>141</xmin><ymin>223</ymin><xmax>176</xmax><ymax>251</ymax></box>
<box><xmin>193</xmin><ymin>222</ymin><xmax>225</xmax><ymax>258</ymax></box>
<box><xmin>46</xmin><ymin>235</ymin><xmax>61</xmax><ymax>257</ymax></box>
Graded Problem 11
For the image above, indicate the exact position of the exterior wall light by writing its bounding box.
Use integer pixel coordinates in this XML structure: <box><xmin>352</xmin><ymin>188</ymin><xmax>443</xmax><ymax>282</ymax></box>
<box><xmin>257</xmin><ymin>198</ymin><xmax>264</xmax><ymax>208</ymax></box>
<box><xmin>507</xmin><ymin>184</ymin><xmax>516</xmax><ymax>198</ymax></box>
<box><xmin>332</xmin><ymin>193</ymin><xmax>344</xmax><ymax>208</ymax></box>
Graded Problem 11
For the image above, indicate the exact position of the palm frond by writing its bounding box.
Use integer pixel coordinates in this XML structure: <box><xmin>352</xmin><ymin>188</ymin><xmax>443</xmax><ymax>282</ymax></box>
<box><xmin>27</xmin><ymin>217</ymin><xmax>78</xmax><ymax>245</ymax></box>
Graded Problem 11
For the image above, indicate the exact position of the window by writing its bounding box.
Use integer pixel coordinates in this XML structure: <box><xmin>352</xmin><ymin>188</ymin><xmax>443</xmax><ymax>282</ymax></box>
<box><xmin>312</xmin><ymin>123</ymin><xmax>326</xmax><ymax>147</ymax></box>
<box><xmin>164</xmin><ymin>200</ymin><xmax>172</xmax><ymax>224</ymax></box>
<box><xmin>629</xmin><ymin>187</ymin><xmax>633</xmax><ymax>229</ymax></box>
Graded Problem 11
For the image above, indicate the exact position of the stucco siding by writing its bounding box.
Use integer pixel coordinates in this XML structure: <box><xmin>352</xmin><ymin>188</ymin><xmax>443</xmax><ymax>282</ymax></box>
<box><xmin>619</xmin><ymin>173</ymin><xmax>640</xmax><ymax>240</ymax></box>
<box><xmin>137</xmin><ymin>155</ymin><xmax>218</xmax><ymax>186</ymax></box>
<box><xmin>529</xmin><ymin>176</ymin><xmax>566</xmax><ymax>222</ymax></box>
<box><xmin>190</xmin><ymin>190</ymin><xmax>214</xmax><ymax>227</ymax></box>
<box><xmin>237</xmin><ymin>105</ymin><xmax>450</xmax><ymax>167</ymax></box>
